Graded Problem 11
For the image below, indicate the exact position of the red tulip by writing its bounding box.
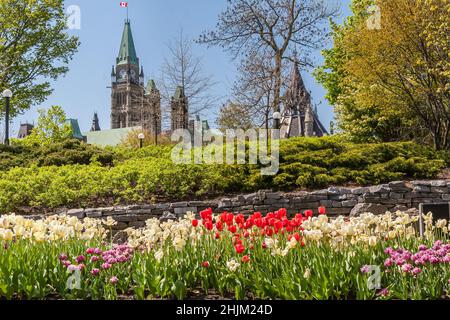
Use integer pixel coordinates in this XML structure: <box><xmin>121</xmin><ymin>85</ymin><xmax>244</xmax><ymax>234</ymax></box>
<box><xmin>274</xmin><ymin>220</ymin><xmax>283</xmax><ymax>230</ymax></box>
<box><xmin>228</xmin><ymin>225</ymin><xmax>237</xmax><ymax>234</ymax></box>
<box><xmin>304</xmin><ymin>210</ymin><xmax>313</xmax><ymax>218</ymax></box>
<box><xmin>244</xmin><ymin>231</ymin><xmax>250</xmax><ymax>238</ymax></box>
<box><xmin>235</xmin><ymin>244</ymin><xmax>245</xmax><ymax>254</ymax></box>
<box><xmin>242</xmin><ymin>255</ymin><xmax>250</xmax><ymax>263</ymax></box>
<box><xmin>318</xmin><ymin>206</ymin><xmax>327</xmax><ymax>215</ymax></box>
<box><xmin>255</xmin><ymin>218</ymin><xmax>263</xmax><ymax>228</ymax></box>
<box><xmin>192</xmin><ymin>219</ymin><xmax>199</xmax><ymax>227</ymax></box>
<box><xmin>235</xmin><ymin>214</ymin><xmax>245</xmax><ymax>224</ymax></box>
<box><xmin>202</xmin><ymin>261</ymin><xmax>210</xmax><ymax>268</ymax></box>
<box><xmin>215</xmin><ymin>232</ymin><xmax>220</xmax><ymax>239</ymax></box>
<box><xmin>200</xmin><ymin>208</ymin><xmax>213</xmax><ymax>220</ymax></box>
<box><xmin>204</xmin><ymin>221</ymin><xmax>213</xmax><ymax>231</ymax></box>
<box><xmin>220</xmin><ymin>212</ymin><xmax>228</xmax><ymax>223</ymax></box>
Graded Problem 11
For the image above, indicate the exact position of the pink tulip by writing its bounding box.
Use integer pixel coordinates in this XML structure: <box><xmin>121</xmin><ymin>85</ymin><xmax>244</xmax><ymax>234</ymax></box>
<box><xmin>411</xmin><ymin>267</ymin><xmax>421</xmax><ymax>275</ymax></box>
<box><xmin>360</xmin><ymin>265</ymin><xmax>371</xmax><ymax>274</ymax></box>
<box><xmin>377</xmin><ymin>288</ymin><xmax>389</xmax><ymax>297</ymax></box>
<box><xmin>384</xmin><ymin>258</ymin><xmax>393</xmax><ymax>267</ymax></box>
<box><xmin>67</xmin><ymin>265</ymin><xmax>79</xmax><ymax>272</ymax></box>
<box><xmin>101</xmin><ymin>263</ymin><xmax>111</xmax><ymax>270</ymax></box>
<box><xmin>401</xmin><ymin>264</ymin><xmax>412</xmax><ymax>273</ymax></box>
<box><xmin>91</xmin><ymin>268</ymin><xmax>100</xmax><ymax>276</ymax></box>
<box><xmin>110</xmin><ymin>276</ymin><xmax>119</xmax><ymax>285</ymax></box>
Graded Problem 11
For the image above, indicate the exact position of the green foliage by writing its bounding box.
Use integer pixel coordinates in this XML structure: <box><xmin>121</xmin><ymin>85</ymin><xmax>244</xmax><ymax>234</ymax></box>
<box><xmin>0</xmin><ymin>0</ymin><xmax>79</xmax><ymax>116</ymax></box>
<box><xmin>0</xmin><ymin>136</ymin><xmax>447</xmax><ymax>212</ymax></box>
<box><xmin>0</xmin><ymin>139</ymin><xmax>115</xmax><ymax>171</ymax></box>
<box><xmin>246</xmin><ymin>136</ymin><xmax>447</xmax><ymax>190</ymax></box>
<box><xmin>315</xmin><ymin>0</ymin><xmax>450</xmax><ymax>148</ymax></box>
<box><xmin>14</xmin><ymin>106</ymin><xmax>73</xmax><ymax>147</ymax></box>
<box><xmin>1</xmin><ymin>217</ymin><xmax>449</xmax><ymax>300</ymax></box>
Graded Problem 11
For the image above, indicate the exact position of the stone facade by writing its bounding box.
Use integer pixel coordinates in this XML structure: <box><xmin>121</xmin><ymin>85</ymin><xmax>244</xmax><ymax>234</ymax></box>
<box><xmin>20</xmin><ymin>180</ymin><xmax>450</xmax><ymax>231</ymax></box>
<box><xmin>170</xmin><ymin>86</ymin><xmax>189</xmax><ymax>131</ymax></box>
<box><xmin>111</xmin><ymin>21</ymin><xmax>162</xmax><ymax>134</ymax></box>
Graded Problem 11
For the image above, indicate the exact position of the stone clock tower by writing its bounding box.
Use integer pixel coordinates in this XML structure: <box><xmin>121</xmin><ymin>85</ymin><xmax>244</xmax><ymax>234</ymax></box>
<box><xmin>110</xmin><ymin>20</ymin><xmax>161</xmax><ymax>134</ymax></box>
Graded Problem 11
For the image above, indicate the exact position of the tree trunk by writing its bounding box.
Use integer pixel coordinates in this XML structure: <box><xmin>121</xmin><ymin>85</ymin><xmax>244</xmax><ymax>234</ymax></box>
<box><xmin>272</xmin><ymin>53</ymin><xmax>283</xmax><ymax>113</ymax></box>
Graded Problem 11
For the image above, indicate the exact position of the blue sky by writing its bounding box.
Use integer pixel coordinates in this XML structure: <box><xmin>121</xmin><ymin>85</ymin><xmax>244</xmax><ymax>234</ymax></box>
<box><xmin>12</xmin><ymin>0</ymin><xmax>352</xmax><ymax>135</ymax></box>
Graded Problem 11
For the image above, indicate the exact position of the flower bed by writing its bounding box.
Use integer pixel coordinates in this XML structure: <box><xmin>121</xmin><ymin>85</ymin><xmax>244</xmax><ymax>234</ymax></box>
<box><xmin>0</xmin><ymin>208</ymin><xmax>449</xmax><ymax>300</ymax></box>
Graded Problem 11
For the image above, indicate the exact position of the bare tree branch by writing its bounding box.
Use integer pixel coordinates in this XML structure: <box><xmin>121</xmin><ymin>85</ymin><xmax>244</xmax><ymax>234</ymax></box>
<box><xmin>159</xmin><ymin>29</ymin><xmax>220</xmax><ymax>128</ymax></box>
<box><xmin>198</xmin><ymin>0</ymin><xmax>339</xmax><ymax>112</ymax></box>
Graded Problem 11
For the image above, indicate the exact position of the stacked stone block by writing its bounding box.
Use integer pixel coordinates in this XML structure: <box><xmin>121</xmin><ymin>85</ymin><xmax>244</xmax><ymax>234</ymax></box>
<box><xmin>20</xmin><ymin>180</ymin><xmax>450</xmax><ymax>231</ymax></box>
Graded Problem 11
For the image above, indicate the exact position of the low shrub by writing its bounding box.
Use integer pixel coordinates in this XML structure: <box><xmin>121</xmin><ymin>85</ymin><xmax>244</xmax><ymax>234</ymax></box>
<box><xmin>0</xmin><ymin>136</ymin><xmax>448</xmax><ymax>212</ymax></box>
<box><xmin>0</xmin><ymin>139</ymin><xmax>115</xmax><ymax>171</ymax></box>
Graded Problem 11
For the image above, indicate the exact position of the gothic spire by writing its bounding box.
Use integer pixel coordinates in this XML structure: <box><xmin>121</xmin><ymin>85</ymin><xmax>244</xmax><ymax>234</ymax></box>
<box><xmin>116</xmin><ymin>20</ymin><xmax>139</xmax><ymax>66</ymax></box>
<box><xmin>287</xmin><ymin>56</ymin><xmax>308</xmax><ymax>106</ymax></box>
<box><xmin>91</xmin><ymin>112</ymin><xmax>101</xmax><ymax>132</ymax></box>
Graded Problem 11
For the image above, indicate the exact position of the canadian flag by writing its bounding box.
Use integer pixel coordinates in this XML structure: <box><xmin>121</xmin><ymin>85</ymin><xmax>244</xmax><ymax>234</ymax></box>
<box><xmin>120</xmin><ymin>2</ymin><xmax>128</xmax><ymax>7</ymax></box>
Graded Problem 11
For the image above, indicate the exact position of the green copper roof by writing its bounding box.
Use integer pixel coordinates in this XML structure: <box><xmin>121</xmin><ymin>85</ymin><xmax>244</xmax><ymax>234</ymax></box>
<box><xmin>174</xmin><ymin>86</ymin><xmax>185</xmax><ymax>99</ymax></box>
<box><xmin>116</xmin><ymin>21</ymin><xmax>139</xmax><ymax>66</ymax></box>
<box><xmin>66</xmin><ymin>119</ymin><xmax>85</xmax><ymax>140</ymax></box>
<box><xmin>84</xmin><ymin>127</ymin><xmax>141</xmax><ymax>147</ymax></box>
<box><xmin>146</xmin><ymin>79</ymin><xmax>157</xmax><ymax>94</ymax></box>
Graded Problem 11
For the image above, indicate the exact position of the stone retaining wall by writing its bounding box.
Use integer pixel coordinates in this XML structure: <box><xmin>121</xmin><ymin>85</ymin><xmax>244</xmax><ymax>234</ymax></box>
<box><xmin>22</xmin><ymin>180</ymin><xmax>450</xmax><ymax>231</ymax></box>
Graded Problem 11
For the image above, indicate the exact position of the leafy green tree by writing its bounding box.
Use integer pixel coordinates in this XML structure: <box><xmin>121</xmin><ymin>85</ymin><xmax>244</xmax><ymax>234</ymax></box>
<box><xmin>0</xmin><ymin>0</ymin><xmax>79</xmax><ymax>117</ymax></box>
<box><xmin>16</xmin><ymin>105</ymin><xmax>72</xmax><ymax>146</ymax></box>
<box><xmin>314</xmin><ymin>0</ymin><xmax>411</xmax><ymax>143</ymax></box>
<box><xmin>315</xmin><ymin>0</ymin><xmax>449</xmax><ymax>148</ymax></box>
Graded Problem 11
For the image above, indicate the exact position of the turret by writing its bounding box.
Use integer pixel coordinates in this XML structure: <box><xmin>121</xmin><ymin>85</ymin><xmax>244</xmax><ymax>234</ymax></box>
<box><xmin>111</xmin><ymin>66</ymin><xmax>116</xmax><ymax>84</ymax></box>
<box><xmin>304</xmin><ymin>106</ymin><xmax>314</xmax><ymax>137</ymax></box>
<box><xmin>91</xmin><ymin>112</ymin><xmax>101</xmax><ymax>132</ymax></box>
<box><xmin>171</xmin><ymin>86</ymin><xmax>189</xmax><ymax>131</ymax></box>
<box><xmin>139</xmin><ymin>66</ymin><xmax>144</xmax><ymax>86</ymax></box>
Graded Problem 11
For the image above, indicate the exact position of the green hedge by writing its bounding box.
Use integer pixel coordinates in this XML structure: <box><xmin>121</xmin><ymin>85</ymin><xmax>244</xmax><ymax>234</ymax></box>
<box><xmin>0</xmin><ymin>139</ymin><xmax>116</xmax><ymax>171</ymax></box>
<box><xmin>0</xmin><ymin>136</ymin><xmax>447</xmax><ymax>212</ymax></box>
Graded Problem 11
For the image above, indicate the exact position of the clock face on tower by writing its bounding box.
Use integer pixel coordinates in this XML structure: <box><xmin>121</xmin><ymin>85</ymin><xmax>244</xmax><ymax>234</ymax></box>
<box><xmin>119</xmin><ymin>69</ymin><xmax>127</xmax><ymax>80</ymax></box>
